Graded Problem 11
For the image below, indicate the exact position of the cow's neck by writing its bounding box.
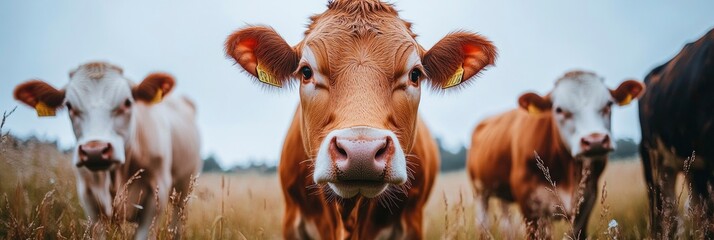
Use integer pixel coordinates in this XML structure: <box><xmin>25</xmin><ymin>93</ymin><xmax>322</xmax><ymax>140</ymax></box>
<box><xmin>75</xmin><ymin>168</ymin><xmax>116</xmax><ymax>217</ymax></box>
<box><xmin>337</xmin><ymin>197</ymin><xmax>362</xmax><ymax>234</ymax></box>
<box><xmin>125</xmin><ymin>103</ymin><xmax>166</xmax><ymax>172</ymax></box>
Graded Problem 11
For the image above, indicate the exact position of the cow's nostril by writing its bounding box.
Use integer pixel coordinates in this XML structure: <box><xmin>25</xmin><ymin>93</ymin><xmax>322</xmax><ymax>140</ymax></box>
<box><xmin>337</xmin><ymin>146</ymin><xmax>347</xmax><ymax>157</ymax></box>
<box><xmin>374</xmin><ymin>137</ymin><xmax>390</xmax><ymax>161</ymax></box>
<box><xmin>330</xmin><ymin>137</ymin><xmax>348</xmax><ymax>160</ymax></box>
<box><xmin>102</xmin><ymin>143</ymin><xmax>113</xmax><ymax>159</ymax></box>
<box><xmin>102</xmin><ymin>144</ymin><xmax>111</xmax><ymax>154</ymax></box>
<box><xmin>78</xmin><ymin>146</ymin><xmax>88</xmax><ymax>159</ymax></box>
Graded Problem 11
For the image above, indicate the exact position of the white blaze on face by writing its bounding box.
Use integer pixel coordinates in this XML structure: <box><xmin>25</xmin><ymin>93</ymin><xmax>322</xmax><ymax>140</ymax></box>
<box><xmin>549</xmin><ymin>74</ymin><xmax>616</xmax><ymax>156</ymax></box>
<box><xmin>65</xmin><ymin>67</ymin><xmax>134</xmax><ymax>166</ymax></box>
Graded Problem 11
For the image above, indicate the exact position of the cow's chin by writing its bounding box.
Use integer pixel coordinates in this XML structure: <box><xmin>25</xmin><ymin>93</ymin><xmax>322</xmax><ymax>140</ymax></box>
<box><xmin>328</xmin><ymin>182</ymin><xmax>389</xmax><ymax>198</ymax></box>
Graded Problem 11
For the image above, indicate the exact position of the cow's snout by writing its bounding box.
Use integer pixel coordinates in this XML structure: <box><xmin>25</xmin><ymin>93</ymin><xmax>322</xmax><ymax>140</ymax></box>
<box><xmin>579</xmin><ymin>133</ymin><xmax>612</xmax><ymax>156</ymax></box>
<box><xmin>314</xmin><ymin>127</ymin><xmax>407</xmax><ymax>198</ymax></box>
<box><xmin>77</xmin><ymin>141</ymin><xmax>116</xmax><ymax>171</ymax></box>
<box><xmin>329</xmin><ymin>135</ymin><xmax>393</xmax><ymax>182</ymax></box>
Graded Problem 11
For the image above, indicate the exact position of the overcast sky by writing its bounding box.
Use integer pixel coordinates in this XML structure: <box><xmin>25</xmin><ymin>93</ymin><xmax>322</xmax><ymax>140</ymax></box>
<box><xmin>1</xmin><ymin>1</ymin><xmax>713</xmax><ymax>168</ymax></box>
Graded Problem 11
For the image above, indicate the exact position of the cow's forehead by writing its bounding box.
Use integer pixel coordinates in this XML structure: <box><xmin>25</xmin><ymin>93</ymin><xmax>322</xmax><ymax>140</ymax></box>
<box><xmin>551</xmin><ymin>72</ymin><xmax>611</xmax><ymax>109</ymax></box>
<box><xmin>303</xmin><ymin>35</ymin><xmax>418</xmax><ymax>77</ymax></box>
<box><xmin>301</xmin><ymin>0</ymin><xmax>419</xmax><ymax>77</ymax></box>
<box><xmin>66</xmin><ymin>62</ymin><xmax>132</xmax><ymax>108</ymax></box>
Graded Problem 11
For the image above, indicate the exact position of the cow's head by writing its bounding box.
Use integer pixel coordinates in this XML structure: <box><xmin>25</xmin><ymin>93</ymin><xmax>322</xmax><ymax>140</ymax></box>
<box><xmin>518</xmin><ymin>71</ymin><xmax>645</xmax><ymax>158</ymax></box>
<box><xmin>225</xmin><ymin>0</ymin><xmax>496</xmax><ymax>198</ymax></box>
<box><xmin>14</xmin><ymin>62</ymin><xmax>174</xmax><ymax>171</ymax></box>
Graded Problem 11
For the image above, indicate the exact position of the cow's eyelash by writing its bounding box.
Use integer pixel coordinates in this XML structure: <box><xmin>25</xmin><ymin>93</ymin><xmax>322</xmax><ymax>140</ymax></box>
<box><xmin>403</xmin><ymin>65</ymin><xmax>427</xmax><ymax>79</ymax></box>
<box><xmin>294</xmin><ymin>62</ymin><xmax>311</xmax><ymax>75</ymax></box>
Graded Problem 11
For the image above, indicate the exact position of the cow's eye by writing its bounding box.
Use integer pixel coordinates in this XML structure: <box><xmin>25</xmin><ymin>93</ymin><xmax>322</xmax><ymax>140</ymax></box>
<box><xmin>555</xmin><ymin>107</ymin><xmax>573</xmax><ymax>118</ymax></box>
<box><xmin>66</xmin><ymin>102</ymin><xmax>81</xmax><ymax>116</ymax></box>
<box><xmin>300</xmin><ymin>66</ymin><xmax>313</xmax><ymax>80</ymax></box>
<box><xmin>124</xmin><ymin>99</ymin><xmax>132</xmax><ymax>108</ymax></box>
<box><xmin>409</xmin><ymin>68</ymin><xmax>422</xmax><ymax>84</ymax></box>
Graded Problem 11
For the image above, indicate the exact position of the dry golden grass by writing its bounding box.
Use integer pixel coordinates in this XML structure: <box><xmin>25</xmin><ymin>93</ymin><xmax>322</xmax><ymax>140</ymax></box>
<box><xmin>0</xmin><ymin>132</ymin><xmax>706</xmax><ymax>239</ymax></box>
<box><xmin>422</xmin><ymin>159</ymin><xmax>651</xmax><ymax>239</ymax></box>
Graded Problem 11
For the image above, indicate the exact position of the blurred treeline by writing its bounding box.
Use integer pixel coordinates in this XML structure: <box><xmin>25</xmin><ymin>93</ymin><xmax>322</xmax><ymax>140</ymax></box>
<box><xmin>203</xmin><ymin>138</ymin><xmax>639</xmax><ymax>173</ymax></box>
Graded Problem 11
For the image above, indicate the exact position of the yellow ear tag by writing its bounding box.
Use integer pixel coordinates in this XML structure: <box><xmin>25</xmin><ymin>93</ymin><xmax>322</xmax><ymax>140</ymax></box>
<box><xmin>442</xmin><ymin>66</ymin><xmax>465</xmax><ymax>89</ymax></box>
<box><xmin>35</xmin><ymin>102</ymin><xmax>56</xmax><ymax>117</ymax></box>
<box><xmin>527</xmin><ymin>104</ymin><xmax>542</xmax><ymax>114</ymax></box>
<box><xmin>618</xmin><ymin>94</ymin><xmax>633</xmax><ymax>106</ymax></box>
<box><xmin>256</xmin><ymin>64</ymin><xmax>282</xmax><ymax>88</ymax></box>
<box><xmin>150</xmin><ymin>89</ymin><xmax>163</xmax><ymax>104</ymax></box>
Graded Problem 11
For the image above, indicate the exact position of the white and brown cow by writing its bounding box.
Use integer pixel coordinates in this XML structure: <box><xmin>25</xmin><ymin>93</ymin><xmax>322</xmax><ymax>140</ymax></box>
<box><xmin>13</xmin><ymin>62</ymin><xmax>201</xmax><ymax>239</ymax></box>
<box><xmin>225</xmin><ymin>0</ymin><xmax>496</xmax><ymax>238</ymax></box>
<box><xmin>467</xmin><ymin>71</ymin><xmax>644</xmax><ymax>238</ymax></box>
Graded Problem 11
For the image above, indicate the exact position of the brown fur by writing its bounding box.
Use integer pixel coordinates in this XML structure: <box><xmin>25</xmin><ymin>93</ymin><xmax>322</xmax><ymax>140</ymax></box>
<box><xmin>423</xmin><ymin>31</ymin><xmax>497</xmax><ymax>88</ymax></box>
<box><xmin>132</xmin><ymin>72</ymin><xmax>176</xmax><ymax>103</ymax></box>
<box><xmin>225</xmin><ymin>26</ymin><xmax>300</xmax><ymax>82</ymax></box>
<box><xmin>610</xmin><ymin>79</ymin><xmax>645</xmax><ymax>104</ymax></box>
<box><xmin>13</xmin><ymin>80</ymin><xmax>66</xmax><ymax>109</ymax></box>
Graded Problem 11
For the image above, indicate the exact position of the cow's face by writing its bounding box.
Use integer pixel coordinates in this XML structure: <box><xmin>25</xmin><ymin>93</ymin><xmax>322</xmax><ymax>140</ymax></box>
<box><xmin>518</xmin><ymin>71</ymin><xmax>645</xmax><ymax>158</ymax></box>
<box><xmin>14</xmin><ymin>62</ymin><xmax>174</xmax><ymax>171</ymax></box>
<box><xmin>225</xmin><ymin>1</ymin><xmax>496</xmax><ymax>198</ymax></box>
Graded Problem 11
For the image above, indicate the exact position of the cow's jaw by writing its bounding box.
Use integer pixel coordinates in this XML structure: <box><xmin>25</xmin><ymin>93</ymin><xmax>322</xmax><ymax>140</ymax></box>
<box><xmin>314</xmin><ymin>127</ymin><xmax>408</xmax><ymax>198</ymax></box>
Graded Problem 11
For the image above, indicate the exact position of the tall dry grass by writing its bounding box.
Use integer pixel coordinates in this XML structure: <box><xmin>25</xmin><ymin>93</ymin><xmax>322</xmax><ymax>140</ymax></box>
<box><xmin>0</xmin><ymin>118</ymin><xmax>709</xmax><ymax>240</ymax></box>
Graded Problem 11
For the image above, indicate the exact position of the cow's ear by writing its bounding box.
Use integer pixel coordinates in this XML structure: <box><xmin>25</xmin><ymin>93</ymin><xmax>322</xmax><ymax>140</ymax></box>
<box><xmin>133</xmin><ymin>73</ymin><xmax>175</xmax><ymax>104</ymax></box>
<box><xmin>423</xmin><ymin>31</ymin><xmax>497</xmax><ymax>90</ymax></box>
<box><xmin>518</xmin><ymin>92</ymin><xmax>552</xmax><ymax>114</ymax></box>
<box><xmin>225</xmin><ymin>26</ymin><xmax>299</xmax><ymax>88</ymax></box>
<box><xmin>13</xmin><ymin>80</ymin><xmax>66</xmax><ymax>117</ymax></box>
<box><xmin>610</xmin><ymin>80</ymin><xmax>645</xmax><ymax>106</ymax></box>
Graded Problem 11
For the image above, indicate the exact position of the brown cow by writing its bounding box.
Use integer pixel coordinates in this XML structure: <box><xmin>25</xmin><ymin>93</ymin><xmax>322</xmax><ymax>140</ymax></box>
<box><xmin>13</xmin><ymin>62</ymin><xmax>202</xmax><ymax>239</ymax></box>
<box><xmin>467</xmin><ymin>71</ymin><xmax>644</xmax><ymax>238</ymax></box>
<box><xmin>224</xmin><ymin>0</ymin><xmax>496</xmax><ymax>238</ymax></box>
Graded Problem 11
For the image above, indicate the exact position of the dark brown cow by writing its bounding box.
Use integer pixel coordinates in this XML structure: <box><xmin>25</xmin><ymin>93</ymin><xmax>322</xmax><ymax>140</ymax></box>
<box><xmin>640</xmin><ymin>28</ymin><xmax>714</xmax><ymax>238</ymax></box>
<box><xmin>224</xmin><ymin>0</ymin><xmax>497</xmax><ymax>238</ymax></box>
<box><xmin>468</xmin><ymin>71</ymin><xmax>644</xmax><ymax>238</ymax></box>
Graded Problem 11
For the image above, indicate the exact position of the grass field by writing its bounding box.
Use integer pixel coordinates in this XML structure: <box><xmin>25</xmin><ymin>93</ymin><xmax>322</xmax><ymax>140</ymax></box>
<box><xmin>0</xmin><ymin>135</ymin><xmax>707</xmax><ymax>239</ymax></box>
